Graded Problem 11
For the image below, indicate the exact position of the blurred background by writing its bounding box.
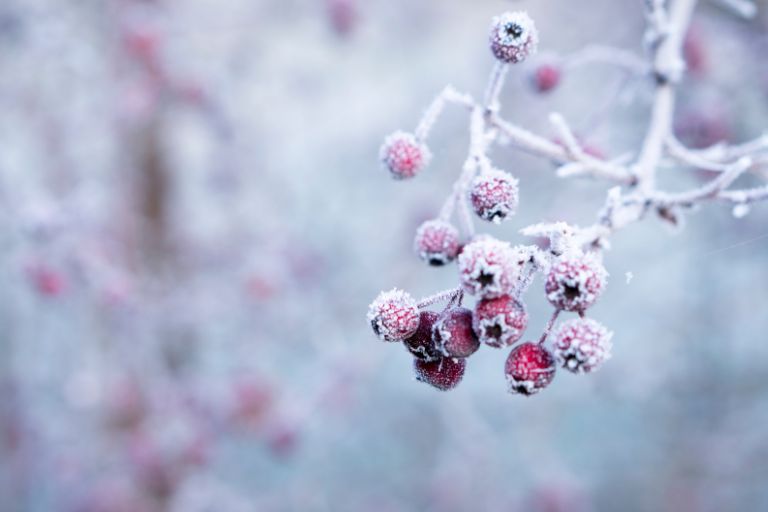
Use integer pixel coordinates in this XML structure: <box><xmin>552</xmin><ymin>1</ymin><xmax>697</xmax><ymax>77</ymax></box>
<box><xmin>1</xmin><ymin>0</ymin><xmax>767</xmax><ymax>510</ymax></box>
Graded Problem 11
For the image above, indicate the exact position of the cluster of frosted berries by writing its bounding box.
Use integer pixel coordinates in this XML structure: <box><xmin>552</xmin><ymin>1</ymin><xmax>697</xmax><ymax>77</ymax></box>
<box><xmin>489</xmin><ymin>11</ymin><xmax>538</xmax><ymax>64</ymax></box>
<box><xmin>379</xmin><ymin>131</ymin><xmax>431</xmax><ymax>180</ymax></box>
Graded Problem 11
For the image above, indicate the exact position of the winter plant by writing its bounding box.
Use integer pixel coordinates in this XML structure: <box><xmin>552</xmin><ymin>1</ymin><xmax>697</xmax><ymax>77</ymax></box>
<box><xmin>367</xmin><ymin>3</ymin><xmax>768</xmax><ymax>395</ymax></box>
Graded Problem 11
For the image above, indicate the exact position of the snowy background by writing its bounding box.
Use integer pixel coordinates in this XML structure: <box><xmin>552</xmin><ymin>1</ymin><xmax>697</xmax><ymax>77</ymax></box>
<box><xmin>1</xmin><ymin>0</ymin><xmax>767</xmax><ymax>510</ymax></box>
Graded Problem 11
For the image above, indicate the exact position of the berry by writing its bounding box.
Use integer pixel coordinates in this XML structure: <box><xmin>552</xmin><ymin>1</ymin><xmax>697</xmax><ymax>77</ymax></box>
<box><xmin>553</xmin><ymin>318</ymin><xmax>613</xmax><ymax>373</ymax></box>
<box><xmin>433</xmin><ymin>307</ymin><xmax>480</xmax><ymax>358</ymax></box>
<box><xmin>379</xmin><ymin>131</ymin><xmax>431</xmax><ymax>180</ymax></box>
<box><xmin>404</xmin><ymin>311</ymin><xmax>441</xmax><ymax>361</ymax></box>
<box><xmin>473</xmin><ymin>295</ymin><xmax>528</xmax><ymax>348</ymax></box>
<box><xmin>414</xmin><ymin>219</ymin><xmax>460</xmax><ymax>266</ymax></box>
<box><xmin>489</xmin><ymin>11</ymin><xmax>538</xmax><ymax>64</ymax></box>
<box><xmin>457</xmin><ymin>236</ymin><xmax>519</xmax><ymax>299</ymax></box>
<box><xmin>545</xmin><ymin>253</ymin><xmax>607</xmax><ymax>312</ymax></box>
<box><xmin>367</xmin><ymin>289</ymin><xmax>420</xmax><ymax>341</ymax></box>
<box><xmin>469</xmin><ymin>169</ymin><xmax>519</xmax><ymax>223</ymax></box>
<box><xmin>505</xmin><ymin>342</ymin><xmax>556</xmax><ymax>396</ymax></box>
<box><xmin>414</xmin><ymin>356</ymin><xmax>466</xmax><ymax>391</ymax></box>
<box><xmin>532</xmin><ymin>63</ymin><xmax>561</xmax><ymax>93</ymax></box>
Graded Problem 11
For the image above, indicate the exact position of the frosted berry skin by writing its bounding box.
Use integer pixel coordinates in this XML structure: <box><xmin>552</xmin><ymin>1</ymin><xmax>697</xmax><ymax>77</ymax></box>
<box><xmin>553</xmin><ymin>318</ymin><xmax>613</xmax><ymax>373</ymax></box>
<box><xmin>532</xmin><ymin>64</ymin><xmax>561</xmax><ymax>93</ymax></box>
<box><xmin>473</xmin><ymin>295</ymin><xmax>528</xmax><ymax>348</ymax></box>
<box><xmin>414</xmin><ymin>219</ymin><xmax>461</xmax><ymax>266</ymax></box>
<box><xmin>379</xmin><ymin>131</ymin><xmax>431</xmax><ymax>180</ymax></box>
<box><xmin>505</xmin><ymin>342</ymin><xmax>556</xmax><ymax>396</ymax></box>
<box><xmin>404</xmin><ymin>311</ymin><xmax>441</xmax><ymax>361</ymax></box>
<box><xmin>414</xmin><ymin>356</ymin><xmax>466</xmax><ymax>391</ymax></box>
<box><xmin>367</xmin><ymin>289</ymin><xmax>420</xmax><ymax>342</ymax></box>
<box><xmin>433</xmin><ymin>307</ymin><xmax>480</xmax><ymax>358</ymax></box>
<box><xmin>545</xmin><ymin>253</ymin><xmax>607</xmax><ymax>312</ymax></box>
<box><xmin>489</xmin><ymin>11</ymin><xmax>539</xmax><ymax>64</ymax></box>
<box><xmin>469</xmin><ymin>169</ymin><xmax>519</xmax><ymax>223</ymax></box>
<box><xmin>457</xmin><ymin>237</ymin><xmax>519</xmax><ymax>299</ymax></box>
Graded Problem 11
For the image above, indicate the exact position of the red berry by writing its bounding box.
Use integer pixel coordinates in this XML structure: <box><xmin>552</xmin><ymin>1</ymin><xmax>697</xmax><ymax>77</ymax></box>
<box><xmin>469</xmin><ymin>169</ymin><xmax>519</xmax><ymax>223</ymax></box>
<box><xmin>379</xmin><ymin>131</ymin><xmax>431</xmax><ymax>180</ymax></box>
<box><xmin>532</xmin><ymin>64</ymin><xmax>561</xmax><ymax>93</ymax></box>
<box><xmin>404</xmin><ymin>311</ymin><xmax>441</xmax><ymax>361</ymax></box>
<box><xmin>414</xmin><ymin>357</ymin><xmax>466</xmax><ymax>391</ymax></box>
<box><xmin>414</xmin><ymin>219</ymin><xmax>460</xmax><ymax>266</ymax></box>
<box><xmin>457</xmin><ymin>236</ymin><xmax>520</xmax><ymax>299</ymax></box>
<box><xmin>327</xmin><ymin>0</ymin><xmax>356</xmax><ymax>36</ymax></box>
<box><xmin>553</xmin><ymin>318</ymin><xmax>613</xmax><ymax>373</ymax></box>
<box><xmin>433</xmin><ymin>307</ymin><xmax>480</xmax><ymax>358</ymax></box>
<box><xmin>489</xmin><ymin>11</ymin><xmax>538</xmax><ymax>64</ymax></box>
<box><xmin>505</xmin><ymin>342</ymin><xmax>556</xmax><ymax>396</ymax></box>
<box><xmin>367</xmin><ymin>289</ymin><xmax>420</xmax><ymax>341</ymax></box>
<box><xmin>473</xmin><ymin>295</ymin><xmax>528</xmax><ymax>348</ymax></box>
<box><xmin>545</xmin><ymin>253</ymin><xmax>607</xmax><ymax>312</ymax></box>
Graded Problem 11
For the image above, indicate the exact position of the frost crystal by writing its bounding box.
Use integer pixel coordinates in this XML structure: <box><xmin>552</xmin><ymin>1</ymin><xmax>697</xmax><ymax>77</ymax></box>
<box><xmin>367</xmin><ymin>288</ymin><xmax>420</xmax><ymax>342</ymax></box>
<box><xmin>553</xmin><ymin>318</ymin><xmax>613</xmax><ymax>374</ymax></box>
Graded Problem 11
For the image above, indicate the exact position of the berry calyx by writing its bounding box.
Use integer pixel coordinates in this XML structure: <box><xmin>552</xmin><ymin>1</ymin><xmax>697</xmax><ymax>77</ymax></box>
<box><xmin>545</xmin><ymin>252</ymin><xmax>607</xmax><ymax>312</ymax></box>
<box><xmin>414</xmin><ymin>219</ymin><xmax>461</xmax><ymax>266</ymax></box>
<box><xmin>367</xmin><ymin>289</ymin><xmax>420</xmax><ymax>342</ymax></box>
<box><xmin>473</xmin><ymin>295</ymin><xmax>528</xmax><ymax>348</ymax></box>
<box><xmin>379</xmin><ymin>131</ymin><xmax>431</xmax><ymax>180</ymax></box>
<box><xmin>489</xmin><ymin>11</ymin><xmax>539</xmax><ymax>64</ymax></box>
<box><xmin>433</xmin><ymin>307</ymin><xmax>480</xmax><ymax>358</ymax></box>
<box><xmin>457</xmin><ymin>236</ymin><xmax>519</xmax><ymax>299</ymax></box>
<box><xmin>553</xmin><ymin>318</ymin><xmax>613</xmax><ymax>373</ymax></box>
<box><xmin>469</xmin><ymin>169</ymin><xmax>519</xmax><ymax>223</ymax></box>
<box><xmin>414</xmin><ymin>356</ymin><xmax>466</xmax><ymax>391</ymax></box>
<box><xmin>404</xmin><ymin>311</ymin><xmax>441</xmax><ymax>361</ymax></box>
<box><xmin>505</xmin><ymin>342</ymin><xmax>556</xmax><ymax>396</ymax></box>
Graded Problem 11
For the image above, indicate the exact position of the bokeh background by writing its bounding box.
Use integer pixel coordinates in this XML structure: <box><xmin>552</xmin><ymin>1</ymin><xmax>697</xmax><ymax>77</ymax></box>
<box><xmin>1</xmin><ymin>0</ymin><xmax>768</xmax><ymax>511</ymax></box>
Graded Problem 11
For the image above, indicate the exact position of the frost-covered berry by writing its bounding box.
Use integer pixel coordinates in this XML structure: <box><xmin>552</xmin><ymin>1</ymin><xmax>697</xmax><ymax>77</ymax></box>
<box><xmin>545</xmin><ymin>253</ymin><xmax>607</xmax><ymax>312</ymax></box>
<box><xmin>553</xmin><ymin>318</ymin><xmax>613</xmax><ymax>373</ymax></box>
<box><xmin>379</xmin><ymin>131</ymin><xmax>431</xmax><ymax>180</ymax></box>
<box><xmin>433</xmin><ymin>307</ymin><xmax>480</xmax><ymax>358</ymax></box>
<box><xmin>457</xmin><ymin>237</ymin><xmax>519</xmax><ymax>299</ymax></box>
<box><xmin>473</xmin><ymin>295</ymin><xmax>528</xmax><ymax>348</ymax></box>
<box><xmin>469</xmin><ymin>169</ymin><xmax>519</xmax><ymax>223</ymax></box>
<box><xmin>531</xmin><ymin>64</ymin><xmax>561</xmax><ymax>93</ymax></box>
<box><xmin>404</xmin><ymin>310</ymin><xmax>441</xmax><ymax>361</ymax></box>
<box><xmin>414</xmin><ymin>219</ymin><xmax>460</xmax><ymax>266</ymax></box>
<box><xmin>505</xmin><ymin>342</ymin><xmax>556</xmax><ymax>396</ymax></box>
<box><xmin>367</xmin><ymin>289</ymin><xmax>420</xmax><ymax>342</ymax></box>
<box><xmin>414</xmin><ymin>356</ymin><xmax>466</xmax><ymax>391</ymax></box>
<box><xmin>489</xmin><ymin>11</ymin><xmax>538</xmax><ymax>64</ymax></box>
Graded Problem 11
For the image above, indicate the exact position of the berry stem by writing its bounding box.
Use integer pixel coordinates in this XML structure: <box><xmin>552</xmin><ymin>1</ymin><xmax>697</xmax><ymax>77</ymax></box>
<box><xmin>483</xmin><ymin>61</ymin><xmax>508</xmax><ymax>113</ymax></box>
<box><xmin>537</xmin><ymin>309</ymin><xmax>561</xmax><ymax>345</ymax></box>
<box><xmin>417</xmin><ymin>287</ymin><xmax>463</xmax><ymax>309</ymax></box>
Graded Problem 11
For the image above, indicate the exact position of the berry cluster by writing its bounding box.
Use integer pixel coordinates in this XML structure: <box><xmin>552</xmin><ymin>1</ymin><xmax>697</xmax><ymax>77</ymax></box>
<box><xmin>367</xmin><ymin>11</ymin><xmax>618</xmax><ymax>397</ymax></box>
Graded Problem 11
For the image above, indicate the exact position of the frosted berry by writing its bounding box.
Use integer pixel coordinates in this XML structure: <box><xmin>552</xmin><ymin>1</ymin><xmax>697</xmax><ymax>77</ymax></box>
<box><xmin>553</xmin><ymin>318</ymin><xmax>613</xmax><ymax>373</ymax></box>
<box><xmin>433</xmin><ymin>307</ymin><xmax>480</xmax><ymax>358</ymax></box>
<box><xmin>545</xmin><ymin>253</ymin><xmax>607</xmax><ymax>312</ymax></box>
<box><xmin>469</xmin><ymin>169</ymin><xmax>519</xmax><ymax>223</ymax></box>
<box><xmin>457</xmin><ymin>236</ymin><xmax>519</xmax><ymax>299</ymax></box>
<box><xmin>414</xmin><ymin>219</ymin><xmax>460</xmax><ymax>266</ymax></box>
<box><xmin>531</xmin><ymin>64</ymin><xmax>561</xmax><ymax>93</ymax></box>
<box><xmin>505</xmin><ymin>342</ymin><xmax>556</xmax><ymax>396</ymax></box>
<box><xmin>489</xmin><ymin>11</ymin><xmax>538</xmax><ymax>64</ymax></box>
<box><xmin>379</xmin><ymin>131</ymin><xmax>431</xmax><ymax>180</ymax></box>
<box><xmin>414</xmin><ymin>356</ymin><xmax>466</xmax><ymax>391</ymax></box>
<box><xmin>404</xmin><ymin>311</ymin><xmax>441</xmax><ymax>361</ymax></box>
<box><xmin>367</xmin><ymin>289</ymin><xmax>420</xmax><ymax>342</ymax></box>
<box><xmin>473</xmin><ymin>295</ymin><xmax>528</xmax><ymax>348</ymax></box>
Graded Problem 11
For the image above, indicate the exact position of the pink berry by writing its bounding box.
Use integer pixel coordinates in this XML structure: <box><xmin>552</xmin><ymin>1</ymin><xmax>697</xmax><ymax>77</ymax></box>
<box><xmin>414</xmin><ymin>357</ymin><xmax>466</xmax><ymax>391</ymax></box>
<box><xmin>473</xmin><ymin>295</ymin><xmax>528</xmax><ymax>348</ymax></box>
<box><xmin>532</xmin><ymin>64</ymin><xmax>561</xmax><ymax>93</ymax></box>
<box><xmin>489</xmin><ymin>11</ymin><xmax>538</xmax><ymax>64</ymax></box>
<box><xmin>404</xmin><ymin>311</ymin><xmax>441</xmax><ymax>361</ymax></box>
<box><xmin>545</xmin><ymin>253</ymin><xmax>607</xmax><ymax>312</ymax></box>
<box><xmin>367</xmin><ymin>289</ymin><xmax>420</xmax><ymax>341</ymax></box>
<box><xmin>379</xmin><ymin>131</ymin><xmax>431</xmax><ymax>180</ymax></box>
<box><xmin>457</xmin><ymin>237</ymin><xmax>519</xmax><ymax>299</ymax></box>
<box><xmin>553</xmin><ymin>318</ymin><xmax>613</xmax><ymax>373</ymax></box>
<box><xmin>505</xmin><ymin>342</ymin><xmax>556</xmax><ymax>396</ymax></box>
<box><xmin>433</xmin><ymin>307</ymin><xmax>480</xmax><ymax>358</ymax></box>
<box><xmin>469</xmin><ymin>169</ymin><xmax>519</xmax><ymax>223</ymax></box>
<box><xmin>414</xmin><ymin>219</ymin><xmax>460</xmax><ymax>266</ymax></box>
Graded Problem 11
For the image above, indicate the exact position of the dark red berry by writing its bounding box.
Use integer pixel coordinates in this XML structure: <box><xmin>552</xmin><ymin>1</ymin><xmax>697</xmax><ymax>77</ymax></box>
<box><xmin>414</xmin><ymin>357</ymin><xmax>466</xmax><ymax>391</ymax></box>
<box><xmin>404</xmin><ymin>311</ymin><xmax>441</xmax><ymax>361</ymax></box>
<box><xmin>505</xmin><ymin>342</ymin><xmax>556</xmax><ymax>396</ymax></box>
<box><xmin>433</xmin><ymin>307</ymin><xmax>480</xmax><ymax>358</ymax></box>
